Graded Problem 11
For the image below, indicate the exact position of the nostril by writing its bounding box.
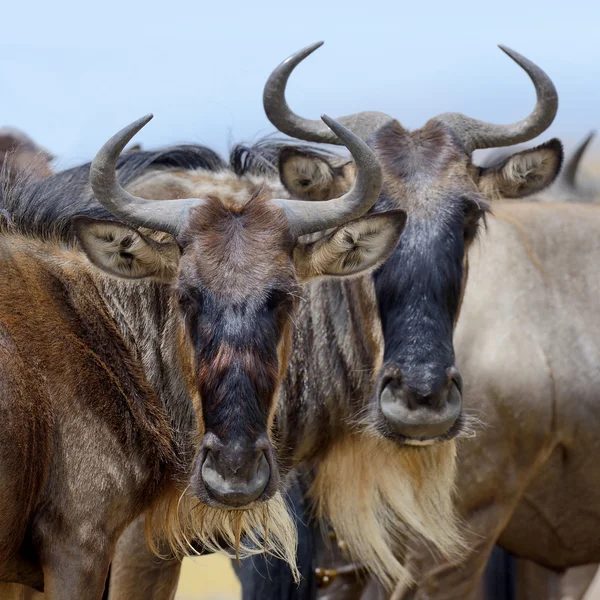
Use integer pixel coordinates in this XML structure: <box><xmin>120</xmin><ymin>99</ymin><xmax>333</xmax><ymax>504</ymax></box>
<box><xmin>381</xmin><ymin>376</ymin><xmax>402</xmax><ymax>397</ymax></box>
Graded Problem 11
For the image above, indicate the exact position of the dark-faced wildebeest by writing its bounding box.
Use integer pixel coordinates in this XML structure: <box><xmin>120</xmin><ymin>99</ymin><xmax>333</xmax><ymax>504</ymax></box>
<box><xmin>232</xmin><ymin>200</ymin><xmax>600</xmax><ymax>600</ymax></box>
<box><xmin>270</xmin><ymin>178</ymin><xmax>600</xmax><ymax>600</ymax></box>
<box><xmin>0</xmin><ymin>111</ymin><xmax>405</xmax><ymax>599</ymax></box>
<box><xmin>377</xmin><ymin>199</ymin><xmax>600</xmax><ymax>600</ymax></box>
<box><xmin>106</xmin><ymin>41</ymin><xmax>564</xmax><ymax>599</ymax></box>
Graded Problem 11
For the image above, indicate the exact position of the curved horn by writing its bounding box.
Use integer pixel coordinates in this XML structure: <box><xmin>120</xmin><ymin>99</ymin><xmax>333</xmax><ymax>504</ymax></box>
<box><xmin>437</xmin><ymin>46</ymin><xmax>558</xmax><ymax>152</ymax></box>
<box><xmin>264</xmin><ymin>42</ymin><xmax>393</xmax><ymax>144</ymax></box>
<box><xmin>275</xmin><ymin>115</ymin><xmax>382</xmax><ymax>237</ymax></box>
<box><xmin>90</xmin><ymin>115</ymin><xmax>205</xmax><ymax>235</ymax></box>
<box><xmin>561</xmin><ymin>130</ymin><xmax>595</xmax><ymax>189</ymax></box>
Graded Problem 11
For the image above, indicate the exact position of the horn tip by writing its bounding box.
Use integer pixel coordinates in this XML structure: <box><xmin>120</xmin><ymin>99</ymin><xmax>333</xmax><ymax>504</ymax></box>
<box><xmin>280</xmin><ymin>41</ymin><xmax>324</xmax><ymax>70</ymax></box>
<box><xmin>298</xmin><ymin>41</ymin><xmax>324</xmax><ymax>58</ymax></box>
<box><xmin>126</xmin><ymin>114</ymin><xmax>154</xmax><ymax>136</ymax></box>
<box><xmin>498</xmin><ymin>44</ymin><xmax>518</xmax><ymax>59</ymax></box>
<box><xmin>320</xmin><ymin>114</ymin><xmax>343</xmax><ymax>135</ymax></box>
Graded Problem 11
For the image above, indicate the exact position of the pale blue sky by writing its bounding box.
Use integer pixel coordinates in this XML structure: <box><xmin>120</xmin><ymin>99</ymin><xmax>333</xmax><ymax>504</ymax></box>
<box><xmin>1</xmin><ymin>0</ymin><xmax>598</xmax><ymax>168</ymax></box>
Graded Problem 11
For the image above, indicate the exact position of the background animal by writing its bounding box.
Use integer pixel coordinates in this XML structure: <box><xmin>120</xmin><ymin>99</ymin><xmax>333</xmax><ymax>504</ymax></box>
<box><xmin>0</xmin><ymin>127</ymin><xmax>53</xmax><ymax>182</ymax></box>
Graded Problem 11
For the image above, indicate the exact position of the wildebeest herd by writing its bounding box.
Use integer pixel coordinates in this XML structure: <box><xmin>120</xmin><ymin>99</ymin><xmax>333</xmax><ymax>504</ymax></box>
<box><xmin>0</xmin><ymin>41</ymin><xmax>598</xmax><ymax>600</ymax></box>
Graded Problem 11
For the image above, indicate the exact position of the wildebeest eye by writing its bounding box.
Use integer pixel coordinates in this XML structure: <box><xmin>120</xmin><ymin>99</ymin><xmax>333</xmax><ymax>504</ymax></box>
<box><xmin>178</xmin><ymin>289</ymin><xmax>202</xmax><ymax>313</ymax></box>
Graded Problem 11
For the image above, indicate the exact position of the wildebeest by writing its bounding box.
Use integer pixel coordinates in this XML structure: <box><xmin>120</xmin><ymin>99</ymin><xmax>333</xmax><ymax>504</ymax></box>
<box><xmin>0</xmin><ymin>110</ymin><xmax>401</xmax><ymax>599</ymax></box>
<box><xmin>106</xmin><ymin>41</ymin><xmax>563</xmax><ymax>598</ymax></box>
<box><xmin>379</xmin><ymin>200</ymin><xmax>600</xmax><ymax>599</ymax></box>
<box><xmin>284</xmin><ymin>205</ymin><xmax>600</xmax><ymax>600</ymax></box>
<box><xmin>0</xmin><ymin>127</ymin><xmax>53</xmax><ymax>182</ymax></box>
<box><xmin>241</xmin><ymin>204</ymin><xmax>600</xmax><ymax>600</ymax></box>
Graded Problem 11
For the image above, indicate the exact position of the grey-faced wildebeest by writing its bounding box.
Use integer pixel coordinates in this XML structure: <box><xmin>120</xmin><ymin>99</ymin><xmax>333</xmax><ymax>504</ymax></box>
<box><xmin>105</xmin><ymin>41</ymin><xmax>564</xmax><ymax>600</ymax></box>
<box><xmin>0</xmin><ymin>110</ymin><xmax>406</xmax><ymax>599</ymax></box>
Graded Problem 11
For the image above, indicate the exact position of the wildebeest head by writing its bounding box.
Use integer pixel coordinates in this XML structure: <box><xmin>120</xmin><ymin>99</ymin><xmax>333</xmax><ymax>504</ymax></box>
<box><xmin>265</xmin><ymin>42</ymin><xmax>563</xmax><ymax>446</ymax></box>
<box><xmin>73</xmin><ymin>116</ymin><xmax>406</xmax><ymax>517</ymax></box>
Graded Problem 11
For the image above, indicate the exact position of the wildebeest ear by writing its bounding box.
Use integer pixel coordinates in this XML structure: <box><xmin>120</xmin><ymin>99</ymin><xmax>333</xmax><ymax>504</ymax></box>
<box><xmin>478</xmin><ymin>138</ymin><xmax>564</xmax><ymax>199</ymax></box>
<box><xmin>72</xmin><ymin>216</ymin><xmax>180</xmax><ymax>281</ymax></box>
<box><xmin>294</xmin><ymin>210</ymin><xmax>406</xmax><ymax>281</ymax></box>
<box><xmin>279</xmin><ymin>146</ymin><xmax>354</xmax><ymax>201</ymax></box>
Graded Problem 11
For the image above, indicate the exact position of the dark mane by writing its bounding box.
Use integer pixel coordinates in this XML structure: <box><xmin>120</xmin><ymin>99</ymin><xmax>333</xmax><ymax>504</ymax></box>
<box><xmin>0</xmin><ymin>144</ymin><xmax>226</xmax><ymax>242</ymax></box>
<box><xmin>0</xmin><ymin>136</ymin><xmax>343</xmax><ymax>243</ymax></box>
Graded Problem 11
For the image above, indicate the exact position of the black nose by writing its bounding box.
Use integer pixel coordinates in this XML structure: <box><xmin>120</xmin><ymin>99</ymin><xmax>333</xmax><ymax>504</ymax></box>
<box><xmin>201</xmin><ymin>447</ymin><xmax>270</xmax><ymax>507</ymax></box>
<box><xmin>379</xmin><ymin>371</ymin><xmax>461</xmax><ymax>440</ymax></box>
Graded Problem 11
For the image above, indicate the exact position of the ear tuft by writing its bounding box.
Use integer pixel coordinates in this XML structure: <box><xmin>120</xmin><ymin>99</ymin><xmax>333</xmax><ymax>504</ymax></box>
<box><xmin>295</xmin><ymin>210</ymin><xmax>406</xmax><ymax>281</ymax></box>
<box><xmin>73</xmin><ymin>216</ymin><xmax>179</xmax><ymax>281</ymax></box>
<box><xmin>478</xmin><ymin>138</ymin><xmax>563</xmax><ymax>199</ymax></box>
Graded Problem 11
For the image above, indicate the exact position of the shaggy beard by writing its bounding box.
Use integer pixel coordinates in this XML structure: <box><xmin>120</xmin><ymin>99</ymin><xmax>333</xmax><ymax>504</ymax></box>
<box><xmin>145</xmin><ymin>488</ymin><xmax>299</xmax><ymax>582</ymax></box>
<box><xmin>310</xmin><ymin>434</ymin><xmax>464</xmax><ymax>590</ymax></box>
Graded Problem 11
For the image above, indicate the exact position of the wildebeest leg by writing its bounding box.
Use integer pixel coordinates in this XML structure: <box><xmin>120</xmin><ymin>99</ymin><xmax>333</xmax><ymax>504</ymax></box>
<box><xmin>34</xmin><ymin>513</ymin><xmax>116</xmax><ymax>600</ymax></box>
<box><xmin>0</xmin><ymin>583</ymin><xmax>34</xmax><ymax>599</ymax></box>
<box><xmin>38</xmin><ymin>539</ymin><xmax>113</xmax><ymax>600</ymax></box>
<box><xmin>391</xmin><ymin>500</ymin><xmax>521</xmax><ymax>600</ymax></box>
<box><xmin>514</xmin><ymin>559</ymin><xmax>560</xmax><ymax>599</ymax></box>
<box><xmin>483</xmin><ymin>547</ymin><xmax>517</xmax><ymax>600</ymax></box>
<box><xmin>108</xmin><ymin>515</ymin><xmax>181</xmax><ymax>600</ymax></box>
<box><xmin>514</xmin><ymin>562</ymin><xmax>599</xmax><ymax>600</ymax></box>
<box><xmin>559</xmin><ymin>564</ymin><xmax>600</xmax><ymax>600</ymax></box>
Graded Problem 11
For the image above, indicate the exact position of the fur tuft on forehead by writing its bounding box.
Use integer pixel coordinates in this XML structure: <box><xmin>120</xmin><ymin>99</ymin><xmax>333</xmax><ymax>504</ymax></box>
<box><xmin>178</xmin><ymin>192</ymin><xmax>295</xmax><ymax>300</ymax></box>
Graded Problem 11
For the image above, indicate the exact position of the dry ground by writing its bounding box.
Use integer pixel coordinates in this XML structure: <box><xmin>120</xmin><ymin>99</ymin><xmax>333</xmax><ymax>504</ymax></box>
<box><xmin>173</xmin><ymin>555</ymin><xmax>600</xmax><ymax>600</ymax></box>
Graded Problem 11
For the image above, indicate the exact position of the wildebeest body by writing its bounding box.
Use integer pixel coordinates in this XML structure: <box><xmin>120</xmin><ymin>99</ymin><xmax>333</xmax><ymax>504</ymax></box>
<box><xmin>385</xmin><ymin>201</ymin><xmax>600</xmax><ymax>598</ymax></box>
<box><xmin>0</xmin><ymin>235</ymin><xmax>184</xmax><ymax>593</ymax></box>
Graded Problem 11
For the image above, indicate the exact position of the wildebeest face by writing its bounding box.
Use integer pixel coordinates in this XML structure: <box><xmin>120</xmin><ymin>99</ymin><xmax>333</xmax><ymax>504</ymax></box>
<box><xmin>74</xmin><ymin>115</ymin><xmax>406</xmax><ymax>511</ymax></box>
<box><xmin>175</xmin><ymin>195</ymin><xmax>297</xmax><ymax>508</ymax></box>
<box><xmin>270</xmin><ymin>42</ymin><xmax>564</xmax><ymax>446</ymax></box>
<box><xmin>281</xmin><ymin>119</ymin><xmax>563</xmax><ymax>445</ymax></box>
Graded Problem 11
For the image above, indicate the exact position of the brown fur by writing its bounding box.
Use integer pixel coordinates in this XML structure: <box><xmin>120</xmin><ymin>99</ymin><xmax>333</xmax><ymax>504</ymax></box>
<box><xmin>0</xmin><ymin>235</ymin><xmax>180</xmax><ymax>597</ymax></box>
<box><xmin>179</xmin><ymin>193</ymin><xmax>295</xmax><ymax>303</ymax></box>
